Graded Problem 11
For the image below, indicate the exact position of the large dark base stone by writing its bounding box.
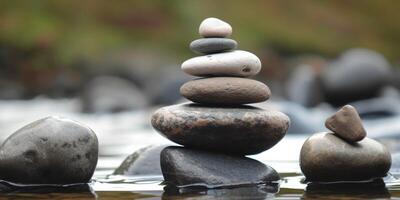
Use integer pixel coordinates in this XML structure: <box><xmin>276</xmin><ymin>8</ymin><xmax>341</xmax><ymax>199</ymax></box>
<box><xmin>160</xmin><ymin>146</ymin><xmax>280</xmax><ymax>188</ymax></box>
<box><xmin>151</xmin><ymin>103</ymin><xmax>290</xmax><ymax>155</ymax></box>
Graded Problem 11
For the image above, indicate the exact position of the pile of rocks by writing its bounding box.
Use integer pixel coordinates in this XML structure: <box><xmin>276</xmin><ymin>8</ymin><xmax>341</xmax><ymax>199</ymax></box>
<box><xmin>151</xmin><ymin>17</ymin><xmax>290</xmax><ymax>188</ymax></box>
<box><xmin>0</xmin><ymin>116</ymin><xmax>98</xmax><ymax>185</ymax></box>
<box><xmin>300</xmin><ymin>105</ymin><xmax>391</xmax><ymax>182</ymax></box>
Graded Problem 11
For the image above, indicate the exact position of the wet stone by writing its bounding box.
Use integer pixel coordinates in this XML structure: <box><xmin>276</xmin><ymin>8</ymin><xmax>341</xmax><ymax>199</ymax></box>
<box><xmin>300</xmin><ymin>132</ymin><xmax>391</xmax><ymax>182</ymax></box>
<box><xmin>0</xmin><ymin>116</ymin><xmax>99</xmax><ymax>185</ymax></box>
<box><xmin>160</xmin><ymin>146</ymin><xmax>280</xmax><ymax>188</ymax></box>
<box><xmin>151</xmin><ymin>103</ymin><xmax>290</xmax><ymax>155</ymax></box>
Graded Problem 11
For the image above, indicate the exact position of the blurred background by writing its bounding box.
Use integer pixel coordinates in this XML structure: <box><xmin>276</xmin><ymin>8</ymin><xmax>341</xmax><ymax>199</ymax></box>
<box><xmin>1</xmin><ymin>0</ymin><xmax>400</xmax><ymax>160</ymax></box>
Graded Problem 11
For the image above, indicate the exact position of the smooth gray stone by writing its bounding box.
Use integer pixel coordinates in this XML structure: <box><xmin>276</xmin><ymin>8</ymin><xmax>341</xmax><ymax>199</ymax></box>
<box><xmin>113</xmin><ymin>145</ymin><xmax>167</xmax><ymax>176</ymax></box>
<box><xmin>300</xmin><ymin>132</ymin><xmax>391</xmax><ymax>182</ymax></box>
<box><xmin>0</xmin><ymin>116</ymin><xmax>98</xmax><ymax>185</ymax></box>
<box><xmin>321</xmin><ymin>48</ymin><xmax>391</xmax><ymax>106</ymax></box>
<box><xmin>151</xmin><ymin>103</ymin><xmax>290</xmax><ymax>155</ymax></box>
<box><xmin>160</xmin><ymin>146</ymin><xmax>280</xmax><ymax>188</ymax></box>
<box><xmin>190</xmin><ymin>38</ymin><xmax>237</xmax><ymax>54</ymax></box>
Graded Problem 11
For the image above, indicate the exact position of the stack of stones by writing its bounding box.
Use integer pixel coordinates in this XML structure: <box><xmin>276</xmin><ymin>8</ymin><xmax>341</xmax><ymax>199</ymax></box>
<box><xmin>151</xmin><ymin>18</ymin><xmax>290</xmax><ymax>188</ymax></box>
<box><xmin>300</xmin><ymin>105</ymin><xmax>391</xmax><ymax>182</ymax></box>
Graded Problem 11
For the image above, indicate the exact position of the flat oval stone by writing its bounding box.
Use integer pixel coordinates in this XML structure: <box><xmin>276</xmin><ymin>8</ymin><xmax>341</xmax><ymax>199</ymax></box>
<box><xmin>151</xmin><ymin>103</ymin><xmax>290</xmax><ymax>155</ymax></box>
<box><xmin>190</xmin><ymin>38</ymin><xmax>237</xmax><ymax>54</ymax></box>
<box><xmin>199</xmin><ymin>17</ymin><xmax>232</xmax><ymax>38</ymax></box>
<box><xmin>182</xmin><ymin>50</ymin><xmax>262</xmax><ymax>77</ymax></box>
<box><xmin>300</xmin><ymin>132</ymin><xmax>391</xmax><ymax>182</ymax></box>
<box><xmin>180</xmin><ymin>77</ymin><xmax>270</xmax><ymax>105</ymax></box>
<box><xmin>160</xmin><ymin>146</ymin><xmax>280</xmax><ymax>188</ymax></box>
<box><xmin>0</xmin><ymin>116</ymin><xmax>98</xmax><ymax>185</ymax></box>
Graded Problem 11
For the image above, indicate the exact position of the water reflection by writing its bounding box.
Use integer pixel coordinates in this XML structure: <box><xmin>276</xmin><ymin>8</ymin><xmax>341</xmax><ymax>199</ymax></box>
<box><xmin>162</xmin><ymin>184</ymin><xmax>279</xmax><ymax>200</ymax></box>
<box><xmin>303</xmin><ymin>179</ymin><xmax>390</xmax><ymax>199</ymax></box>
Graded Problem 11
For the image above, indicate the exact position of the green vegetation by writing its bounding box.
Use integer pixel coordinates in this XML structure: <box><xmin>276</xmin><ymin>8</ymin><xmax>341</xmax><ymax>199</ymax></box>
<box><xmin>0</xmin><ymin>0</ymin><xmax>399</xmax><ymax>68</ymax></box>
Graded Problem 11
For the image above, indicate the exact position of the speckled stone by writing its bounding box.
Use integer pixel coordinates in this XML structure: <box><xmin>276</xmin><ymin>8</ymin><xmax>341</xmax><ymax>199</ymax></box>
<box><xmin>182</xmin><ymin>50</ymin><xmax>262</xmax><ymax>77</ymax></box>
<box><xmin>180</xmin><ymin>77</ymin><xmax>270</xmax><ymax>105</ymax></box>
<box><xmin>199</xmin><ymin>17</ymin><xmax>232</xmax><ymax>38</ymax></box>
<box><xmin>300</xmin><ymin>132</ymin><xmax>391</xmax><ymax>182</ymax></box>
<box><xmin>325</xmin><ymin>105</ymin><xmax>366</xmax><ymax>142</ymax></box>
<box><xmin>0</xmin><ymin>116</ymin><xmax>98</xmax><ymax>185</ymax></box>
<box><xmin>160</xmin><ymin>146</ymin><xmax>280</xmax><ymax>188</ymax></box>
<box><xmin>190</xmin><ymin>38</ymin><xmax>237</xmax><ymax>54</ymax></box>
<box><xmin>151</xmin><ymin>103</ymin><xmax>290</xmax><ymax>155</ymax></box>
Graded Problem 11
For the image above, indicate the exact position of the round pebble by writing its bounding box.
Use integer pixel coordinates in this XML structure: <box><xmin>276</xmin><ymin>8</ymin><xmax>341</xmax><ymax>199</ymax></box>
<box><xmin>180</xmin><ymin>77</ymin><xmax>270</xmax><ymax>105</ymax></box>
<box><xmin>199</xmin><ymin>17</ymin><xmax>232</xmax><ymax>38</ymax></box>
<box><xmin>181</xmin><ymin>50</ymin><xmax>262</xmax><ymax>77</ymax></box>
<box><xmin>190</xmin><ymin>38</ymin><xmax>237</xmax><ymax>54</ymax></box>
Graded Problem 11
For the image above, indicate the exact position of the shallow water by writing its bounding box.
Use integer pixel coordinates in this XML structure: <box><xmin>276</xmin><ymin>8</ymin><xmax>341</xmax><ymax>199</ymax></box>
<box><xmin>0</xmin><ymin>98</ymin><xmax>400</xmax><ymax>199</ymax></box>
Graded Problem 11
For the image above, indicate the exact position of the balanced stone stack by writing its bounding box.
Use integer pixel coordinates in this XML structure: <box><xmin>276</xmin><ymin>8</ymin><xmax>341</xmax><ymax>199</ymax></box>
<box><xmin>300</xmin><ymin>105</ymin><xmax>391</xmax><ymax>182</ymax></box>
<box><xmin>151</xmin><ymin>18</ymin><xmax>290</xmax><ymax>188</ymax></box>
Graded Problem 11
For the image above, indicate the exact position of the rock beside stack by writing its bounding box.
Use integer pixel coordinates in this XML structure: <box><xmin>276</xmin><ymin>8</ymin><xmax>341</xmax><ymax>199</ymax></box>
<box><xmin>300</xmin><ymin>105</ymin><xmax>391</xmax><ymax>182</ymax></box>
<box><xmin>0</xmin><ymin>116</ymin><xmax>98</xmax><ymax>185</ymax></box>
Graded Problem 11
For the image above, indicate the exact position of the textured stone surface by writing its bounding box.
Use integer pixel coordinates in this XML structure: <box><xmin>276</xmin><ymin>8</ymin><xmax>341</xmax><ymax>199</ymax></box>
<box><xmin>325</xmin><ymin>105</ymin><xmax>366</xmax><ymax>142</ymax></box>
<box><xmin>300</xmin><ymin>132</ymin><xmax>391</xmax><ymax>182</ymax></box>
<box><xmin>0</xmin><ymin>116</ymin><xmax>98</xmax><ymax>185</ymax></box>
<box><xmin>113</xmin><ymin>145</ymin><xmax>167</xmax><ymax>176</ymax></box>
<box><xmin>182</xmin><ymin>50</ymin><xmax>262</xmax><ymax>77</ymax></box>
<box><xmin>151</xmin><ymin>103</ymin><xmax>290</xmax><ymax>155</ymax></box>
<box><xmin>190</xmin><ymin>38</ymin><xmax>237</xmax><ymax>54</ymax></box>
<box><xmin>160</xmin><ymin>146</ymin><xmax>280</xmax><ymax>188</ymax></box>
<box><xmin>180</xmin><ymin>77</ymin><xmax>270</xmax><ymax>105</ymax></box>
<box><xmin>199</xmin><ymin>17</ymin><xmax>232</xmax><ymax>38</ymax></box>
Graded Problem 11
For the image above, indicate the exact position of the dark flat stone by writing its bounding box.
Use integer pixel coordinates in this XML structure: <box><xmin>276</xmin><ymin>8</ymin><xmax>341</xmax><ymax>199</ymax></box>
<box><xmin>160</xmin><ymin>146</ymin><xmax>280</xmax><ymax>188</ymax></box>
<box><xmin>151</xmin><ymin>103</ymin><xmax>290</xmax><ymax>155</ymax></box>
<box><xmin>190</xmin><ymin>38</ymin><xmax>237</xmax><ymax>54</ymax></box>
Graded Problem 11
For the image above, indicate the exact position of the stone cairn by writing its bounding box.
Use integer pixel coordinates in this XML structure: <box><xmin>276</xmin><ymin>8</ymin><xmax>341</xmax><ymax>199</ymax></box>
<box><xmin>300</xmin><ymin>105</ymin><xmax>391</xmax><ymax>182</ymax></box>
<box><xmin>151</xmin><ymin>18</ymin><xmax>290</xmax><ymax>188</ymax></box>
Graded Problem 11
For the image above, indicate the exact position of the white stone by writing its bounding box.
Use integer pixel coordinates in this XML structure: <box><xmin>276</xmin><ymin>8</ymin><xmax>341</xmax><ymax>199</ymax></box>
<box><xmin>181</xmin><ymin>50</ymin><xmax>262</xmax><ymax>77</ymax></box>
<box><xmin>199</xmin><ymin>17</ymin><xmax>232</xmax><ymax>37</ymax></box>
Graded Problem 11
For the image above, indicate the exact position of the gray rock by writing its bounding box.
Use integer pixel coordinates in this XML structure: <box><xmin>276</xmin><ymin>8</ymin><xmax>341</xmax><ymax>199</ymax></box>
<box><xmin>151</xmin><ymin>103</ymin><xmax>290</xmax><ymax>155</ymax></box>
<box><xmin>321</xmin><ymin>48</ymin><xmax>391</xmax><ymax>105</ymax></box>
<box><xmin>160</xmin><ymin>146</ymin><xmax>280</xmax><ymax>188</ymax></box>
<box><xmin>81</xmin><ymin>75</ymin><xmax>148</xmax><ymax>113</ymax></box>
<box><xmin>113</xmin><ymin>145</ymin><xmax>167</xmax><ymax>176</ymax></box>
<box><xmin>198</xmin><ymin>17</ymin><xmax>232</xmax><ymax>38</ymax></box>
<box><xmin>325</xmin><ymin>105</ymin><xmax>366</xmax><ymax>142</ymax></box>
<box><xmin>190</xmin><ymin>38</ymin><xmax>237</xmax><ymax>54</ymax></box>
<box><xmin>180</xmin><ymin>77</ymin><xmax>270</xmax><ymax>105</ymax></box>
<box><xmin>182</xmin><ymin>50</ymin><xmax>262</xmax><ymax>77</ymax></box>
<box><xmin>0</xmin><ymin>116</ymin><xmax>98</xmax><ymax>185</ymax></box>
<box><xmin>300</xmin><ymin>132</ymin><xmax>391</xmax><ymax>182</ymax></box>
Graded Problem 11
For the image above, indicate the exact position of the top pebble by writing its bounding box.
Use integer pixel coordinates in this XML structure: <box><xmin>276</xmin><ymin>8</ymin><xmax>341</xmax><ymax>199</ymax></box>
<box><xmin>199</xmin><ymin>17</ymin><xmax>232</xmax><ymax>38</ymax></box>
